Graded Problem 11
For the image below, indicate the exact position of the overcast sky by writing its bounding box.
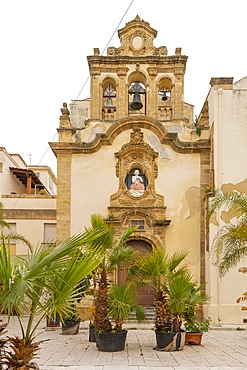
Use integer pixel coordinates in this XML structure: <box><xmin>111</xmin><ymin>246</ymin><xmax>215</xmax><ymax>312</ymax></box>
<box><xmin>1</xmin><ymin>0</ymin><xmax>246</xmax><ymax>175</ymax></box>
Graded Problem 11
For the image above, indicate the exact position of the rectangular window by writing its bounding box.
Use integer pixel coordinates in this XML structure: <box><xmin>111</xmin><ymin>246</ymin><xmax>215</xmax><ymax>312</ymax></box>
<box><xmin>43</xmin><ymin>223</ymin><xmax>56</xmax><ymax>246</ymax></box>
<box><xmin>130</xmin><ymin>220</ymin><xmax>145</xmax><ymax>230</ymax></box>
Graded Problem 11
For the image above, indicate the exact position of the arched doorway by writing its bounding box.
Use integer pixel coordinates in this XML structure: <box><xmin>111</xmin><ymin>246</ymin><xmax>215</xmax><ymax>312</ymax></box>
<box><xmin>118</xmin><ymin>239</ymin><xmax>156</xmax><ymax>307</ymax></box>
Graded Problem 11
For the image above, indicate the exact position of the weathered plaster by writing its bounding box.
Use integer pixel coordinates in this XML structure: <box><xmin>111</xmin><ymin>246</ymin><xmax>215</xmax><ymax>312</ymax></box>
<box><xmin>184</xmin><ymin>186</ymin><xmax>200</xmax><ymax>219</ymax></box>
<box><xmin>221</xmin><ymin>178</ymin><xmax>247</xmax><ymax>194</ymax></box>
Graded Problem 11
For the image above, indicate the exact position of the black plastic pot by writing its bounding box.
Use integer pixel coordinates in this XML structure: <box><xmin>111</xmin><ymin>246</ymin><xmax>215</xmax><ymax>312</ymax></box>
<box><xmin>89</xmin><ymin>325</ymin><xmax>96</xmax><ymax>342</ymax></box>
<box><xmin>61</xmin><ymin>319</ymin><xmax>80</xmax><ymax>335</ymax></box>
<box><xmin>95</xmin><ymin>330</ymin><xmax>127</xmax><ymax>352</ymax></box>
<box><xmin>155</xmin><ymin>330</ymin><xmax>185</xmax><ymax>351</ymax></box>
<box><xmin>46</xmin><ymin>313</ymin><xmax>60</xmax><ymax>328</ymax></box>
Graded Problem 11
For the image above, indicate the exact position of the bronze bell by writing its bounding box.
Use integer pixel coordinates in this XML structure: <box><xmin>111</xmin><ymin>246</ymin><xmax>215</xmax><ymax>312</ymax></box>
<box><xmin>106</xmin><ymin>97</ymin><xmax>113</xmax><ymax>106</ymax></box>
<box><xmin>162</xmin><ymin>92</ymin><xmax>168</xmax><ymax>101</ymax></box>
<box><xmin>131</xmin><ymin>92</ymin><xmax>143</xmax><ymax>110</ymax></box>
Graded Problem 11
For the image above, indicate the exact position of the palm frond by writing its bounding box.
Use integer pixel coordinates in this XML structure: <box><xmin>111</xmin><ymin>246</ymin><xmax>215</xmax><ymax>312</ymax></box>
<box><xmin>7</xmin><ymin>233</ymin><xmax>33</xmax><ymax>252</ymax></box>
<box><xmin>117</xmin><ymin>226</ymin><xmax>138</xmax><ymax>249</ymax></box>
<box><xmin>0</xmin><ymin>228</ymin><xmax>105</xmax><ymax>341</ymax></box>
<box><xmin>134</xmin><ymin>249</ymin><xmax>168</xmax><ymax>279</ymax></box>
<box><xmin>108</xmin><ymin>246</ymin><xmax>136</xmax><ymax>270</ymax></box>
<box><xmin>108</xmin><ymin>284</ymin><xmax>146</xmax><ymax>330</ymax></box>
<box><xmin>167</xmin><ymin>250</ymin><xmax>189</xmax><ymax>274</ymax></box>
<box><xmin>0</xmin><ymin>202</ymin><xmax>9</xmax><ymax>230</ymax></box>
<box><xmin>211</xmin><ymin>221</ymin><xmax>247</xmax><ymax>276</ymax></box>
<box><xmin>86</xmin><ymin>214</ymin><xmax>114</xmax><ymax>252</ymax></box>
<box><xmin>208</xmin><ymin>191</ymin><xmax>247</xmax><ymax>220</ymax></box>
<box><xmin>208</xmin><ymin>191</ymin><xmax>247</xmax><ymax>276</ymax></box>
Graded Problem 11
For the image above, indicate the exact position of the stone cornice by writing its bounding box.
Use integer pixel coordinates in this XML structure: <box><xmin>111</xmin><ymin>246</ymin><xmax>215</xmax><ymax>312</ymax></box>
<box><xmin>87</xmin><ymin>55</ymin><xmax>188</xmax><ymax>67</ymax></box>
<box><xmin>50</xmin><ymin>116</ymin><xmax>210</xmax><ymax>155</ymax></box>
<box><xmin>3</xmin><ymin>209</ymin><xmax>56</xmax><ymax>220</ymax></box>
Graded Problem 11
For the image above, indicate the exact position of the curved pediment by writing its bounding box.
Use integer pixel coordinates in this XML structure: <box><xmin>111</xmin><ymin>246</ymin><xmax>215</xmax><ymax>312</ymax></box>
<box><xmin>107</xmin><ymin>15</ymin><xmax>167</xmax><ymax>57</ymax></box>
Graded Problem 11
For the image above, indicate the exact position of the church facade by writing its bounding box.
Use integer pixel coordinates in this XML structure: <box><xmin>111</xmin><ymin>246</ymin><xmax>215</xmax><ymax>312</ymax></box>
<box><xmin>50</xmin><ymin>16</ymin><xmax>247</xmax><ymax>323</ymax></box>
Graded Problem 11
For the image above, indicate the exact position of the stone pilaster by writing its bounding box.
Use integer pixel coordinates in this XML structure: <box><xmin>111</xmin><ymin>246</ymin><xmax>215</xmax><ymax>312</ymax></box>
<box><xmin>117</xmin><ymin>68</ymin><xmax>128</xmax><ymax>119</ymax></box>
<box><xmin>200</xmin><ymin>151</ymin><xmax>211</xmax><ymax>287</ymax></box>
<box><xmin>56</xmin><ymin>152</ymin><xmax>71</xmax><ymax>242</ymax></box>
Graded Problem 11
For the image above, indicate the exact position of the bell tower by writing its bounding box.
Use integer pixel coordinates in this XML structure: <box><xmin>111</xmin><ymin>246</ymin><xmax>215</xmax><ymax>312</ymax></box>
<box><xmin>87</xmin><ymin>15</ymin><xmax>190</xmax><ymax>126</ymax></box>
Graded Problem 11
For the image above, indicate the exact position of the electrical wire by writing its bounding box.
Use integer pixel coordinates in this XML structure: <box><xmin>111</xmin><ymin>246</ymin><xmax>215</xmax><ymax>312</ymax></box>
<box><xmin>37</xmin><ymin>132</ymin><xmax>57</xmax><ymax>167</ymax></box>
<box><xmin>101</xmin><ymin>0</ymin><xmax>134</xmax><ymax>55</ymax></box>
<box><xmin>9</xmin><ymin>1</ymin><xmax>135</xmax><ymax>212</ymax></box>
<box><xmin>37</xmin><ymin>0</ymin><xmax>134</xmax><ymax>170</ymax></box>
<box><xmin>73</xmin><ymin>0</ymin><xmax>134</xmax><ymax>101</ymax></box>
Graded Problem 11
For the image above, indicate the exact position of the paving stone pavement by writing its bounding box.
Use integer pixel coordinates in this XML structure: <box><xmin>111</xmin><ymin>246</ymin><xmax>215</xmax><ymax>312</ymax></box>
<box><xmin>2</xmin><ymin>316</ymin><xmax>247</xmax><ymax>370</ymax></box>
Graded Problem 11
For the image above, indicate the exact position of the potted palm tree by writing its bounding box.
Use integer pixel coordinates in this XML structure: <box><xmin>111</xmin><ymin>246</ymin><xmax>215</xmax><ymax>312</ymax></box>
<box><xmin>86</xmin><ymin>214</ymin><xmax>143</xmax><ymax>351</ymax></box>
<box><xmin>95</xmin><ymin>283</ymin><xmax>146</xmax><ymax>351</ymax></box>
<box><xmin>0</xmin><ymin>227</ymin><xmax>105</xmax><ymax>369</ymax></box>
<box><xmin>61</xmin><ymin>312</ymin><xmax>81</xmax><ymax>335</ymax></box>
<box><xmin>129</xmin><ymin>248</ymin><xmax>194</xmax><ymax>351</ymax></box>
<box><xmin>61</xmin><ymin>276</ymin><xmax>91</xmax><ymax>335</ymax></box>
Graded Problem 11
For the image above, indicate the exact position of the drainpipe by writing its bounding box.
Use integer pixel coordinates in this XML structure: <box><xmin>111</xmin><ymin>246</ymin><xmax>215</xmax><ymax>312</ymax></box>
<box><xmin>216</xmin><ymin>88</ymin><xmax>223</xmax><ymax>324</ymax></box>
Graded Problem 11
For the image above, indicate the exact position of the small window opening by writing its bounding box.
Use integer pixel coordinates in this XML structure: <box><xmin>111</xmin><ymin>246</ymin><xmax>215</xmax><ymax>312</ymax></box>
<box><xmin>131</xmin><ymin>220</ymin><xmax>145</xmax><ymax>230</ymax></box>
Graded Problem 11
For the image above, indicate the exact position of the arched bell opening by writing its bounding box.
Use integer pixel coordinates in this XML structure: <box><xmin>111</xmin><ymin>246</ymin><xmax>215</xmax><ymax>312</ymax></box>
<box><xmin>157</xmin><ymin>77</ymin><xmax>173</xmax><ymax>121</ymax></box>
<box><xmin>102</xmin><ymin>78</ymin><xmax>117</xmax><ymax>120</ymax></box>
<box><xmin>128</xmin><ymin>72</ymin><xmax>147</xmax><ymax>116</ymax></box>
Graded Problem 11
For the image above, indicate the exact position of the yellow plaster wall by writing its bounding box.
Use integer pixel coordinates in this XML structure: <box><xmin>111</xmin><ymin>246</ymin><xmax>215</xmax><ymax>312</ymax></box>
<box><xmin>156</xmin><ymin>151</ymin><xmax>201</xmax><ymax>280</ymax></box>
<box><xmin>71</xmin><ymin>129</ymin><xmax>201</xmax><ymax>283</ymax></box>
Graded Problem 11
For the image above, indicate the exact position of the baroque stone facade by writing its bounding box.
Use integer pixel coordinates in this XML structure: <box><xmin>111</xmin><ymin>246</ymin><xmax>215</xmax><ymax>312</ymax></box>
<box><xmin>51</xmin><ymin>16</ymin><xmax>212</xmax><ymax>312</ymax></box>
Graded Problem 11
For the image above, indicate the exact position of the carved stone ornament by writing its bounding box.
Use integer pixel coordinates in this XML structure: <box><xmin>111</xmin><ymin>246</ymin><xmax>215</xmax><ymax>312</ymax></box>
<box><xmin>108</xmin><ymin>127</ymin><xmax>169</xmax><ymax>247</ymax></box>
<box><xmin>123</xmin><ymin>211</ymin><xmax>153</xmax><ymax>228</ymax></box>
<box><xmin>159</xmin><ymin>46</ymin><xmax>168</xmax><ymax>55</ymax></box>
<box><xmin>112</xmin><ymin>15</ymin><xmax>169</xmax><ymax>57</ymax></box>
<box><xmin>107</xmin><ymin>47</ymin><xmax>116</xmax><ymax>56</ymax></box>
<box><xmin>59</xmin><ymin>102</ymin><xmax>71</xmax><ymax>128</ymax></box>
<box><xmin>110</xmin><ymin>127</ymin><xmax>164</xmax><ymax>207</ymax></box>
<box><xmin>60</xmin><ymin>102</ymin><xmax>70</xmax><ymax>118</ymax></box>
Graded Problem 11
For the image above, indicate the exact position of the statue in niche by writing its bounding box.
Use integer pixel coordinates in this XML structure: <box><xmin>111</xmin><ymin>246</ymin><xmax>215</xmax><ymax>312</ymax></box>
<box><xmin>125</xmin><ymin>169</ymin><xmax>147</xmax><ymax>197</ymax></box>
<box><xmin>130</xmin><ymin>170</ymin><xmax>145</xmax><ymax>190</ymax></box>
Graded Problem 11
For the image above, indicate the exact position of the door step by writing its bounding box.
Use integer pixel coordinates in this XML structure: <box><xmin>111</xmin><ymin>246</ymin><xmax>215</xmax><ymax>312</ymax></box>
<box><xmin>127</xmin><ymin>307</ymin><xmax>155</xmax><ymax>322</ymax></box>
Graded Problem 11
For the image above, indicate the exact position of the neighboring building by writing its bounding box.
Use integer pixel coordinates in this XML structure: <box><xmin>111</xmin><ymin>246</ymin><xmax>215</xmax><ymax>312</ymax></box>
<box><xmin>0</xmin><ymin>147</ymin><xmax>57</xmax><ymax>254</ymax></box>
<box><xmin>50</xmin><ymin>16</ymin><xmax>247</xmax><ymax>323</ymax></box>
<box><xmin>197</xmin><ymin>77</ymin><xmax>247</xmax><ymax>324</ymax></box>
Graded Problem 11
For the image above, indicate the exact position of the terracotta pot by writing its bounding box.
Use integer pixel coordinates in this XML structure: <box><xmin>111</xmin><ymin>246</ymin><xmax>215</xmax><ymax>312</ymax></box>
<box><xmin>185</xmin><ymin>332</ymin><xmax>203</xmax><ymax>345</ymax></box>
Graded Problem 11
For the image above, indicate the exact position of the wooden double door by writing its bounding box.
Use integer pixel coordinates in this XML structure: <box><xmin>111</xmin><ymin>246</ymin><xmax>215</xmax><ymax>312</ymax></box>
<box><xmin>118</xmin><ymin>239</ymin><xmax>156</xmax><ymax>307</ymax></box>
